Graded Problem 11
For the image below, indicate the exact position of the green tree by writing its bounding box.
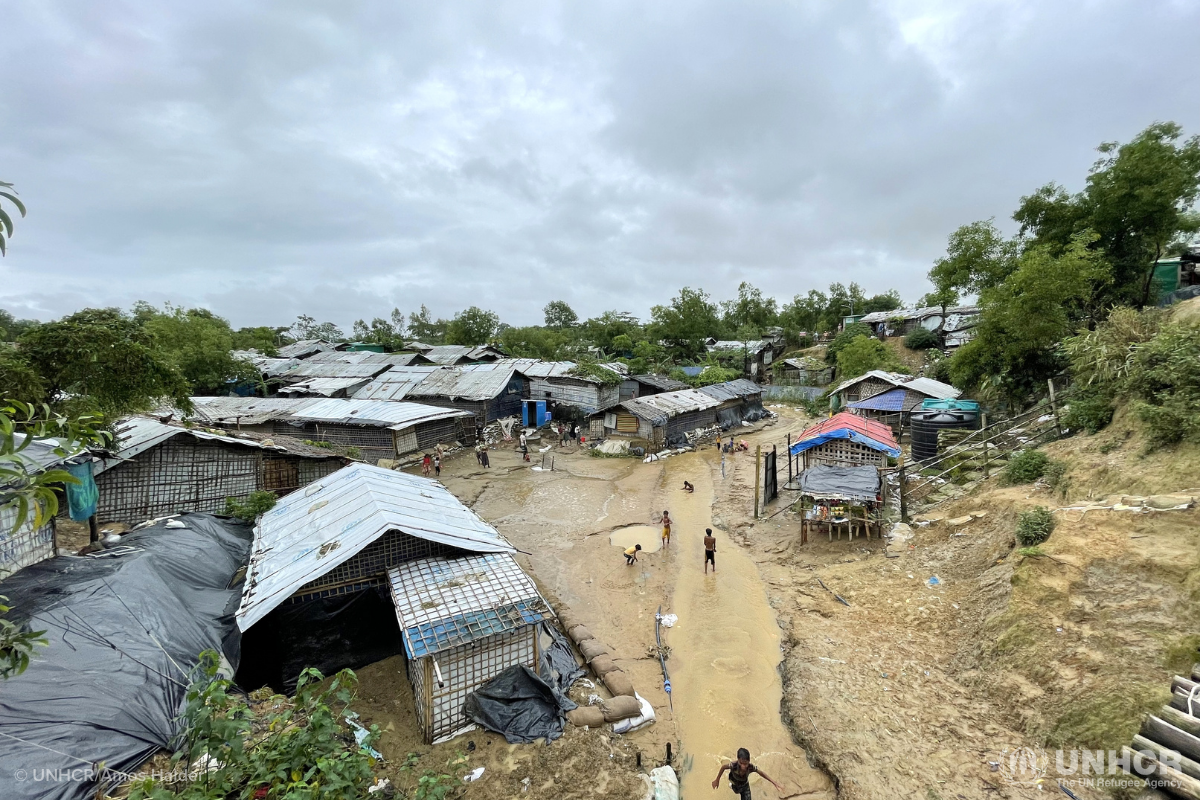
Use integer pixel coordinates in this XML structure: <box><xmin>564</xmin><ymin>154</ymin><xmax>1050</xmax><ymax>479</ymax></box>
<box><xmin>1014</xmin><ymin>122</ymin><xmax>1200</xmax><ymax>307</ymax></box>
<box><xmin>0</xmin><ymin>310</ymin><xmax>39</xmax><ymax>342</ymax></box>
<box><xmin>860</xmin><ymin>290</ymin><xmax>903</xmax><ymax>315</ymax></box>
<box><xmin>18</xmin><ymin>308</ymin><xmax>191</xmax><ymax>415</ymax></box>
<box><xmin>0</xmin><ymin>349</ymin><xmax>45</xmax><ymax>405</ymax></box>
<box><xmin>406</xmin><ymin>305</ymin><xmax>448</xmax><ymax>344</ymax></box>
<box><xmin>836</xmin><ymin>335</ymin><xmax>892</xmax><ymax>379</ymax></box>
<box><xmin>825</xmin><ymin>322</ymin><xmax>873</xmax><ymax>365</ymax></box>
<box><xmin>497</xmin><ymin>325</ymin><xmax>568</xmax><ymax>359</ymax></box>
<box><xmin>445</xmin><ymin>306</ymin><xmax>501</xmax><ymax>346</ymax></box>
<box><xmin>351</xmin><ymin>309</ymin><xmax>406</xmax><ymax>350</ymax></box>
<box><xmin>580</xmin><ymin>311</ymin><xmax>642</xmax><ymax>352</ymax></box>
<box><xmin>139</xmin><ymin>304</ymin><xmax>258</xmax><ymax>395</ymax></box>
<box><xmin>543</xmin><ymin>300</ymin><xmax>578</xmax><ymax>329</ymax></box>
<box><xmin>649</xmin><ymin>287</ymin><xmax>722</xmax><ymax>359</ymax></box>
<box><xmin>624</xmin><ymin>340</ymin><xmax>669</xmax><ymax>374</ymax></box>
<box><xmin>928</xmin><ymin>220</ymin><xmax>1022</xmax><ymax>298</ymax></box>
<box><xmin>0</xmin><ymin>181</ymin><xmax>27</xmax><ymax>257</ymax></box>
<box><xmin>230</xmin><ymin>326</ymin><xmax>282</xmax><ymax>355</ymax></box>
<box><xmin>290</xmin><ymin>314</ymin><xmax>344</xmax><ymax>342</ymax></box>
<box><xmin>779</xmin><ymin>289</ymin><xmax>828</xmax><ymax>334</ymax></box>
<box><xmin>720</xmin><ymin>282</ymin><xmax>778</xmax><ymax>333</ymax></box>
<box><xmin>950</xmin><ymin>236</ymin><xmax>1111</xmax><ymax>404</ymax></box>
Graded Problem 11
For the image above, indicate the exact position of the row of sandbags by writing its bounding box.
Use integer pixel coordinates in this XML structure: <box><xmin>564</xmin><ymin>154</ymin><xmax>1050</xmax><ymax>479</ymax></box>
<box><xmin>562</xmin><ymin>622</ymin><xmax>643</xmax><ymax>727</ymax></box>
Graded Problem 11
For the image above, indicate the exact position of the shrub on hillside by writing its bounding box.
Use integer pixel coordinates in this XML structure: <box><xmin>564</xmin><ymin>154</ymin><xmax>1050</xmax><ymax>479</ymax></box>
<box><xmin>1003</xmin><ymin>449</ymin><xmax>1050</xmax><ymax>484</ymax></box>
<box><xmin>1062</xmin><ymin>391</ymin><xmax>1115</xmax><ymax>435</ymax></box>
<box><xmin>1126</xmin><ymin>324</ymin><xmax>1200</xmax><ymax>447</ymax></box>
<box><xmin>903</xmin><ymin>327</ymin><xmax>941</xmax><ymax>350</ymax></box>
<box><xmin>836</xmin><ymin>336</ymin><xmax>892</xmax><ymax>380</ymax></box>
<box><xmin>1015</xmin><ymin>506</ymin><xmax>1056</xmax><ymax>546</ymax></box>
<box><xmin>825</xmin><ymin>322</ymin><xmax>873</xmax><ymax>365</ymax></box>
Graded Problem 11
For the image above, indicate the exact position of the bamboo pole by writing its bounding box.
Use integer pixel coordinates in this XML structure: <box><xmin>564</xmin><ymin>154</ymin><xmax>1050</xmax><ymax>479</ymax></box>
<box><xmin>1048</xmin><ymin>378</ymin><xmax>1062</xmax><ymax>437</ymax></box>
<box><xmin>754</xmin><ymin>445</ymin><xmax>761</xmax><ymax>519</ymax></box>
<box><xmin>898</xmin><ymin>454</ymin><xmax>908</xmax><ymax>523</ymax></box>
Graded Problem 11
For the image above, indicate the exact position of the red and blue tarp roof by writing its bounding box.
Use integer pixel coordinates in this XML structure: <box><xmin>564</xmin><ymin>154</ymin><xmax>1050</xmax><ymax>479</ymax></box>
<box><xmin>789</xmin><ymin>412</ymin><xmax>900</xmax><ymax>458</ymax></box>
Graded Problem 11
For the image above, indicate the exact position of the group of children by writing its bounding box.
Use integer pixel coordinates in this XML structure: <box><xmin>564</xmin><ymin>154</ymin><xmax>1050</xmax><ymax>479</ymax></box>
<box><xmin>622</xmin><ymin>498</ymin><xmax>717</xmax><ymax>575</ymax></box>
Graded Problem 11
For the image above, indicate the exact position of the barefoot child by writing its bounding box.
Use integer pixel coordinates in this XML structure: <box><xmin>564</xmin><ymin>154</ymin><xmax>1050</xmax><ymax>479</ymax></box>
<box><xmin>624</xmin><ymin>544</ymin><xmax>642</xmax><ymax>565</ymax></box>
<box><xmin>704</xmin><ymin>528</ymin><xmax>716</xmax><ymax>574</ymax></box>
<box><xmin>661</xmin><ymin>510</ymin><xmax>672</xmax><ymax>546</ymax></box>
<box><xmin>712</xmin><ymin>748</ymin><xmax>784</xmax><ymax>799</ymax></box>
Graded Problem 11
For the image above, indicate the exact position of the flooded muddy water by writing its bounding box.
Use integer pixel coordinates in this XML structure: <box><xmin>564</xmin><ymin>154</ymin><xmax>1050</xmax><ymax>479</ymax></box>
<box><xmin>659</xmin><ymin>453</ymin><xmax>834</xmax><ymax>800</ymax></box>
<box><xmin>609</xmin><ymin>524</ymin><xmax>664</xmax><ymax>554</ymax></box>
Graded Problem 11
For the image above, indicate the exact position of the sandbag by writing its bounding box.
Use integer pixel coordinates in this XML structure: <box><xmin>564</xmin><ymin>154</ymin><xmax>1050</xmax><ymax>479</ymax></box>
<box><xmin>579</xmin><ymin>639</ymin><xmax>609</xmax><ymax>661</ymax></box>
<box><xmin>568</xmin><ymin>625</ymin><xmax>595</xmax><ymax>644</ymax></box>
<box><xmin>566</xmin><ymin>706</ymin><xmax>606</xmax><ymax>728</ymax></box>
<box><xmin>589</xmin><ymin>654</ymin><xmax>619</xmax><ymax>677</ymax></box>
<box><xmin>601</xmin><ymin>694</ymin><xmax>642</xmax><ymax>722</ymax></box>
<box><xmin>603</xmin><ymin>669</ymin><xmax>636</xmax><ymax>698</ymax></box>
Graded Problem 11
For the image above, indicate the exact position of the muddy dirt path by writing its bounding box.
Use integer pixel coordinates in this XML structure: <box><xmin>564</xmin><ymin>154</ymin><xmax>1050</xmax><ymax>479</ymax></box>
<box><xmin>660</xmin><ymin>451</ymin><xmax>835</xmax><ymax>800</ymax></box>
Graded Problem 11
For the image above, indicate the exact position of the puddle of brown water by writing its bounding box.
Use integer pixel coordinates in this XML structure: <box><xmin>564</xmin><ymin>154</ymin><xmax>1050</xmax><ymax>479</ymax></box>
<box><xmin>661</xmin><ymin>454</ymin><xmax>833</xmax><ymax>800</ymax></box>
<box><xmin>609</xmin><ymin>524</ymin><xmax>664</xmax><ymax>554</ymax></box>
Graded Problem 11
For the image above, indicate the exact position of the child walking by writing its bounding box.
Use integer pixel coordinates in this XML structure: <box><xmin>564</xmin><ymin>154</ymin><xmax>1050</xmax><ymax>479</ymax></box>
<box><xmin>712</xmin><ymin>748</ymin><xmax>784</xmax><ymax>799</ymax></box>
<box><xmin>661</xmin><ymin>510</ymin><xmax>672</xmax><ymax>546</ymax></box>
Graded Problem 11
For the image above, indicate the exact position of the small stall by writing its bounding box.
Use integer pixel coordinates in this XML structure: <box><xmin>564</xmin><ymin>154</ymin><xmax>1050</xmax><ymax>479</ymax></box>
<box><xmin>798</xmin><ymin>465</ymin><xmax>884</xmax><ymax>542</ymax></box>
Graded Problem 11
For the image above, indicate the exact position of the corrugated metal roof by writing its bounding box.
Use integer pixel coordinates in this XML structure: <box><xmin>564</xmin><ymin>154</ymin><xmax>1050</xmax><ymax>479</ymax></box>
<box><xmin>857</xmin><ymin>305</ymin><xmax>980</xmax><ymax>324</ymax></box>
<box><xmin>782</xmin><ymin>357</ymin><xmax>827</xmax><ymax>371</ymax></box>
<box><xmin>620</xmin><ymin>388</ymin><xmax>723</xmax><ymax>425</ymax></box>
<box><xmin>901</xmin><ymin>377</ymin><xmax>961</xmax><ymax>400</ymax></box>
<box><xmin>278</xmin><ymin>339</ymin><xmax>344</xmax><ymax>359</ymax></box>
<box><xmin>93</xmin><ymin>416</ymin><xmax>343</xmax><ymax>474</ymax></box>
<box><xmin>232</xmin><ymin>351</ymin><xmax>303</xmax><ymax>377</ymax></box>
<box><xmin>521</xmin><ymin>361</ymin><xmax>625</xmax><ymax>384</ymax></box>
<box><xmin>632</xmin><ymin>374</ymin><xmax>691</xmax><ymax>392</ymax></box>
<box><xmin>389</xmin><ymin>553</ymin><xmax>548</xmax><ymax>658</ymax></box>
<box><xmin>277</xmin><ymin>362</ymin><xmax>392</xmax><ymax>381</ymax></box>
<box><xmin>697</xmin><ymin>379</ymin><xmax>763</xmax><ymax>403</ymax></box>
<box><xmin>410</xmin><ymin>364</ymin><xmax>520</xmax><ymax>400</ymax></box>
<box><xmin>236</xmin><ymin>462</ymin><xmax>515</xmax><ymax>631</ymax></box>
<box><xmin>10</xmin><ymin>433</ymin><xmax>85</xmax><ymax>474</ymax></box>
<box><xmin>277</xmin><ymin>376</ymin><xmax>373</xmax><ymax>397</ymax></box>
<box><xmin>421</xmin><ymin>345</ymin><xmax>505</xmax><ymax>365</ymax></box>
<box><xmin>304</xmin><ymin>350</ymin><xmax>433</xmax><ymax>367</ymax></box>
<box><xmin>188</xmin><ymin>397</ymin><xmax>322</xmax><ymax>425</ymax></box>
<box><xmin>708</xmin><ymin>340</ymin><xmax>770</xmax><ymax>354</ymax></box>
<box><xmin>351</xmin><ymin>366</ymin><xmax>440</xmax><ymax>401</ymax></box>
<box><xmin>289</xmin><ymin>399</ymin><xmax>473</xmax><ymax>429</ymax></box>
<box><xmin>830</xmin><ymin>370</ymin><xmax>909</xmax><ymax>397</ymax></box>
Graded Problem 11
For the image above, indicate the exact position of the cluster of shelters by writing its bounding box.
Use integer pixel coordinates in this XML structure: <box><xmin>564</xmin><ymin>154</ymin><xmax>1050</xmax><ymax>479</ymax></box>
<box><xmin>0</xmin><ymin>461</ymin><xmax>557</xmax><ymax>796</ymax></box>
<box><xmin>829</xmin><ymin>371</ymin><xmax>961</xmax><ymax>440</ymax></box>
<box><xmin>788</xmin><ymin>412</ymin><xmax>901</xmax><ymax>542</ymax></box>
<box><xmin>593</xmin><ymin>379</ymin><xmax>765</xmax><ymax>447</ymax></box>
<box><xmin>852</xmin><ymin>305</ymin><xmax>980</xmax><ymax>349</ymax></box>
<box><xmin>775</xmin><ymin>356</ymin><xmax>834</xmax><ymax>387</ymax></box>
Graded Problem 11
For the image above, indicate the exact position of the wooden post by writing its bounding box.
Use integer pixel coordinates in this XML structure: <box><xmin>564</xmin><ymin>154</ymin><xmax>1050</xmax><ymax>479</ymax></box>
<box><xmin>1047</xmin><ymin>378</ymin><xmax>1062</xmax><ymax>436</ymax></box>
<box><xmin>88</xmin><ymin>515</ymin><xmax>100</xmax><ymax>544</ymax></box>
<box><xmin>423</xmin><ymin>658</ymin><xmax>435</xmax><ymax>744</ymax></box>
<box><xmin>754</xmin><ymin>445</ymin><xmax>761</xmax><ymax>519</ymax></box>
<box><xmin>898</xmin><ymin>455</ymin><xmax>908</xmax><ymax>524</ymax></box>
<box><xmin>787</xmin><ymin>433</ymin><xmax>792</xmax><ymax>486</ymax></box>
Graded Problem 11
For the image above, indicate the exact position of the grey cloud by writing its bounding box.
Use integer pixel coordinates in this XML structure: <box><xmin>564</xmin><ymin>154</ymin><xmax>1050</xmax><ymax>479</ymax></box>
<box><xmin>1</xmin><ymin>0</ymin><xmax>1198</xmax><ymax>330</ymax></box>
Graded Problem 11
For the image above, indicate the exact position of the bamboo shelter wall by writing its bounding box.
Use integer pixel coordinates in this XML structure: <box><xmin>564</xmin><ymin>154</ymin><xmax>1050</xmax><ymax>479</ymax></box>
<box><xmin>0</xmin><ymin>505</ymin><xmax>55</xmax><ymax>578</ymax></box>
<box><xmin>800</xmin><ymin>439</ymin><xmax>889</xmax><ymax>469</ymax></box>
<box><xmin>410</xmin><ymin>627</ymin><xmax>538</xmax><ymax>743</ymax></box>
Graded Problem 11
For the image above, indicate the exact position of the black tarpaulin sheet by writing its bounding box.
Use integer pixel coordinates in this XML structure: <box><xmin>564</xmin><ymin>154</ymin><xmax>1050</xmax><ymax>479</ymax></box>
<box><xmin>462</xmin><ymin>665</ymin><xmax>575</xmax><ymax>744</ymax></box>
<box><xmin>798</xmin><ymin>465</ymin><xmax>881</xmax><ymax>502</ymax></box>
<box><xmin>0</xmin><ymin>513</ymin><xmax>252</xmax><ymax>800</ymax></box>
<box><xmin>538</xmin><ymin>623</ymin><xmax>586</xmax><ymax>695</ymax></box>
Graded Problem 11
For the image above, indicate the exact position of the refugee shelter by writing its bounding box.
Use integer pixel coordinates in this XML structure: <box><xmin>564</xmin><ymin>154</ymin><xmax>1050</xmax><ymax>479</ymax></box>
<box><xmin>856</xmin><ymin>305</ymin><xmax>980</xmax><ymax>339</ymax></box>
<box><xmin>706</xmin><ymin>340</ymin><xmax>774</xmax><ymax>380</ymax></box>
<box><xmin>0</xmin><ymin>435</ymin><xmax>88</xmax><ymax>578</ymax></box>
<box><xmin>235</xmin><ymin>463</ymin><xmax>543</xmax><ymax>740</ymax></box>
<box><xmin>596</xmin><ymin>379</ymin><xmax>764</xmax><ymax>446</ymax></box>
<box><xmin>274</xmin><ymin>362</ymin><xmax>393</xmax><ymax>397</ymax></box>
<box><xmin>278</xmin><ymin>398</ymin><xmax>476</xmax><ymax>463</ymax></box>
<box><xmin>844</xmin><ymin>376</ymin><xmax>961</xmax><ymax>439</ymax></box>
<box><xmin>697</xmin><ymin>378</ymin><xmax>767</xmax><ymax>426</ymax></box>
<box><xmin>354</xmin><ymin>364</ymin><xmax>527</xmax><ymax>422</ymax></box>
<box><xmin>419</xmin><ymin>344</ymin><xmax>507</xmax><ymax>365</ymax></box>
<box><xmin>92</xmin><ymin>417</ymin><xmax>346</xmax><ymax>525</ymax></box>
<box><xmin>301</xmin><ymin>350</ymin><xmax>434</xmax><ymax>367</ymax></box>
<box><xmin>277</xmin><ymin>338</ymin><xmax>347</xmax><ymax>359</ymax></box>
<box><xmin>788</xmin><ymin>412</ymin><xmax>900</xmax><ymax>470</ymax></box>
<box><xmin>798</xmin><ymin>465</ymin><xmax>886</xmax><ymax>541</ymax></box>
<box><xmin>390</xmin><ymin>553</ymin><xmax>550</xmax><ymax>743</ymax></box>
<box><xmin>521</xmin><ymin>361</ymin><xmax>625</xmax><ymax>416</ymax></box>
<box><xmin>776</xmin><ymin>357</ymin><xmax>834</xmax><ymax>387</ymax></box>
<box><xmin>829</xmin><ymin>370</ymin><xmax>910</xmax><ymax>407</ymax></box>
<box><xmin>619</xmin><ymin>374</ymin><xmax>691</xmax><ymax>401</ymax></box>
<box><xmin>185</xmin><ymin>396</ymin><xmax>321</xmax><ymax>435</ymax></box>
<box><xmin>0</xmin><ymin>515</ymin><xmax>251</xmax><ymax>800</ymax></box>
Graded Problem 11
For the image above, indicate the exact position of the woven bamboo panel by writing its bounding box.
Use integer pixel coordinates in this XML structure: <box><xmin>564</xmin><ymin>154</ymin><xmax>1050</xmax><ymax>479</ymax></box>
<box><xmin>294</xmin><ymin>529</ymin><xmax>457</xmax><ymax>594</ymax></box>
<box><xmin>0</xmin><ymin>506</ymin><xmax>55</xmax><ymax>578</ymax></box>
<box><xmin>802</xmin><ymin>439</ymin><xmax>887</xmax><ymax>469</ymax></box>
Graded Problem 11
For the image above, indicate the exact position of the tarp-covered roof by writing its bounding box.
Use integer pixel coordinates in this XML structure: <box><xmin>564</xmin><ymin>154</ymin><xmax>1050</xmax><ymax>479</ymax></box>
<box><xmin>0</xmin><ymin>515</ymin><xmax>251</xmax><ymax>800</ymax></box>
<box><xmin>389</xmin><ymin>553</ymin><xmax>549</xmax><ymax>659</ymax></box>
<box><xmin>798</xmin><ymin>465</ymin><xmax>881</xmax><ymax>502</ymax></box>
<box><xmin>847</xmin><ymin>387</ymin><xmax>906</xmax><ymax>412</ymax></box>
<box><xmin>790</xmin><ymin>429</ymin><xmax>901</xmax><ymax>458</ymax></box>
<box><xmin>288</xmin><ymin>398</ymin><xmax>473</xmax><ymax>429</ymax></box>
<box><xmin>797</xmin><ymin>412</ymin><xmax>897</xmax><ymax>446</ymax></box>
<box><xmin>697</xmin><ymin>378</ymin><xmax>763</xmax><ymax>403</ymax></box>
<box><xmin>236</xmin><ymin>463</ymin><xmax>514</xmax><ymax>631</ymax></box>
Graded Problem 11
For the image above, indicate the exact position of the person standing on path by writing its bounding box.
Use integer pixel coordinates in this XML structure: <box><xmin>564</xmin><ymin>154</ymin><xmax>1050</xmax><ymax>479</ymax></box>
<box><xmin>661</xmin><ymin>510</ymin><xmax>672</xmax><ymax>546</ymax></box>
<box><xmin>421</xmin><ymin>453</ymin><xmax>432</xmax><ymax>476</ymax></box>
<box><xmin>704</xmin><ymin>528</ymin><xmax>716</xmax><ymax>574</ymax></box>
<box><xmin>480</xmin><ymin>444</ymin><xmax>490</xmax><ymax>468</ymax></box>
<box><xmin>433</xmin><ymin>454</ymin><xmax>441</xmax><ymax>477</ymax></box>
<box><xmin>712</xmin><ymin>748</ymin><xmax>784</xmax><ymax>799</ymax></box>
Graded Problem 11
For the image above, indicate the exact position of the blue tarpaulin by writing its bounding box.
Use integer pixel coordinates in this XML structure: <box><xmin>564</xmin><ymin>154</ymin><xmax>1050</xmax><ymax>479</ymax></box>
<box><xmin>847</xmin><ymin>388</ymin><xmax>906</xmax><ymax>412</ymax></box>
<box><xmin>403</xmin><ymin>600</ymin><xmax>549</xmax><ymax>658</ymax></box>
<box><xmin>64</xmin><ymin>460</ymin><xmax>98</xmax><ymax>521</ymax></box>
<box><xmin>789</xmin><ymin>429</ymin><xmax>901</xmax><ymax>458</ymax></box>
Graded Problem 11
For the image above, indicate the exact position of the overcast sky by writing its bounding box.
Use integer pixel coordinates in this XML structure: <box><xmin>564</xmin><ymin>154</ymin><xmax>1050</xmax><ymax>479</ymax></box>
<box><xmin>2</xmin><ymin>1</ymin><xmax>1198</xmax><ymax>331</ymax></box>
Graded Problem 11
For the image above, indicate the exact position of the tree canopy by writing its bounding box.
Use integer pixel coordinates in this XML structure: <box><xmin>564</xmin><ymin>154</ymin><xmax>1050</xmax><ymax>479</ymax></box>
<box><xmin>543</xmin><ymin>300</ymin><xmax>578</xmax><ymax>329</ymax></box>
<box><xmin>445</xmin><ymin>306</ymin><xmax>501</xmax><ymax>346</ymax></box>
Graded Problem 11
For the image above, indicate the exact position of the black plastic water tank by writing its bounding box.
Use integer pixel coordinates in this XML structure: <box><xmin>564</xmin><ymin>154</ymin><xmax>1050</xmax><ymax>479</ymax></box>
<box><xmin>910</xmin><ymin>409</ymin><xmax>980</xmax><ymax>461</ymax></box>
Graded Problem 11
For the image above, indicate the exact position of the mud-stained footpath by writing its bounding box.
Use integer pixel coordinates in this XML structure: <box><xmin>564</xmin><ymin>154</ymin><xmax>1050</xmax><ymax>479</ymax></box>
<box><xmin>660</xmin><ymin>451</ymin><xmax>835</xmax><ymax>800</ymax></box>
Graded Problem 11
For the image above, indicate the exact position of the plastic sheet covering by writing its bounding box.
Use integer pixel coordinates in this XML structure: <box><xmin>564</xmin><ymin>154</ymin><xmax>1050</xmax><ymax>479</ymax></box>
<box><xmin>0</xmin><ymin>513</ymin><xmax>252</xmax><ymax>800</ymax></box>
<box><xmin>462</xmin><ymin>665</ymin><xmax>576</xmax><ymax>744</ymax></box>
<box><xmin>538</xmin><ymin>623</ymin><xmax>586</xmax><ymax>695</ymax></box>
<box><xmin>798</xmin><ymin>465</ymin><xmax>881</xmax><ymax>502</ymax></box>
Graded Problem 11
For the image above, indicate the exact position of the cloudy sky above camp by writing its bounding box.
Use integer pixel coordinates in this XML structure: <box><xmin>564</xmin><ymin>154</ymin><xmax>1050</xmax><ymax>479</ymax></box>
<box><xmin>3</xmin><ymin>1</ymin><xmax>1199</xmax><ymax>331</ymax></box>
